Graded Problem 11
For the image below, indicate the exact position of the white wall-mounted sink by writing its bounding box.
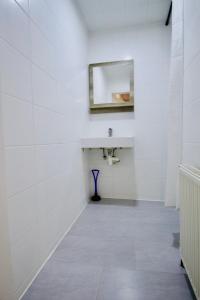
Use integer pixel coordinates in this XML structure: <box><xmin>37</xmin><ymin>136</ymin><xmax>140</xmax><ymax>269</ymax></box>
<box><xmin>81</xmin><ymin>136</ymin><xmax>134</xmax><ymax>148</ymax></box>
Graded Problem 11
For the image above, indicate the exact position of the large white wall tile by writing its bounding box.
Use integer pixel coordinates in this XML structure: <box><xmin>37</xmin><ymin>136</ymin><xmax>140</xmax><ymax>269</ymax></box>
<box><xmin>183</xmin><ymin>100</ymin><xmax>200</xmax><ymax>143</ymax></box>
<box><xmin>35</xmin><ymin>145</ymin><xmax>50</xmax><ymax>182</ymax></box>
<box><xmin>135</xmin><ymin>159</ymin><xmax>162</xmax><ymax>181</ymax></box>
<box><xmin>184</xmin><ymin>13</ymin><xmax>200</xmax><ymax>68</ymax></box>
<box><xmin>0</xmin><ymin>0</ymin><xmax>31</xmax><ymax>58</ymax></box>
<box><xmin>34</xmin><ymin>106</ymin><xmax>66</xmax><ymax>144</ymax></box>
<box><xmin>184</xmin><ymin>54</ymin><xmax>200</xmax><ymax>104</ymax></box>
<box><xmin>5</xmin><ymin>146</ymin><xmax>36</xmax><ymax>197</ymax></box>
<box><xmin>11</xmin><ymin>227</ymin><xmax>40</xmax><ymax>294</ymax></box>
<box><xmin>182</xmin><ymin>142</ymin><xmax>200</xmax><ymax>168</ymax></box>
<box><xmin>113</xmin><ymin>176</ymin><xmax>135</xmax><ymax>199</ymax></box>
<box><xmin>0</xmin><ymin>1</ymin><xmax>10</xmax><ymax>40</ymax></box>
<box><xmin>2</xmin><ymin>94</ymin><xmax>34</xmax><ymax>146</ymax></box>
<box><xmin>31</xmin><ymin>22</ymin><xmax>56</xmax><ymax>77</ymax></box>
<box><xmin>134</xmin><ymin>136</ymin><xmax>162</xmax><ymax>160</ymax></box>
<box><xmin>135</xmin><ymin>178</ymin><xmax>163</xmax><ymax>201</ymax></box>
<box><xmin>0</xmin><ymin>40</ymin><xmax>32</xmax><ymax>102</ymax></box>
<box><xmin>29</xmin><ymin>0</ymin><xmax>58</xmax><ymax>44</ymax></box>
<box><xmin>32</xmin><ymin>64</ymin><xmax>58</xmax><ymax>112</ymax></box>
<box><xmin>96</xmin><ymin>175</ymin><xmax>114</xmax><ymax>199</ymax></box>
<box><xmin>35</xmin><ymin>144</ymin><xmax>68</xmax><ymax>182</ymax></box>
<box><xmin>7</xmin><ymin>187</ymin><xmax>37</xmax><ymax>245</ymax></box>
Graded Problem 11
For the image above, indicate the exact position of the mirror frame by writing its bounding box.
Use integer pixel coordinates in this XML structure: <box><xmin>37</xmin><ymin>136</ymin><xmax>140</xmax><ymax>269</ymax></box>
<box><xmin>89</xmin><ymin>59</ymin><xmax>134</xmax><ymax>114</ymax></box>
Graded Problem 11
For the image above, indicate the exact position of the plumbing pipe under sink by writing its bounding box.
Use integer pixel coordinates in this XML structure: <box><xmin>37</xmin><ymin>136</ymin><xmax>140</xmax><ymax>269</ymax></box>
<box><xmin>108</xmin><ymin>155</ymin><xmax>120</xmax><ymax>166</ymax></box>
<box><xmin>107</xmin><ymin>148</ymin><xmax>120</xmax><ymax>166</ymax></box>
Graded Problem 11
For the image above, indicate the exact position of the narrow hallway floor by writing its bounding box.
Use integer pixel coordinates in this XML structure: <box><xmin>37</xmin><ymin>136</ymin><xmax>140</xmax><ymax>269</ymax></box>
<box><xmin>23</xmin><ymin>199</ymin><xmax>195</xmax><ymax>300</ymax></box>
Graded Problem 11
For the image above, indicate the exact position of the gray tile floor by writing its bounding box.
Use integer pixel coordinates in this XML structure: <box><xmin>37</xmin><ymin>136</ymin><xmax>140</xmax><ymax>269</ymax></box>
<box><xmin>23</xmin><ymin>199</ymin><xmax>196</xmax><ymax>300</ymax></box>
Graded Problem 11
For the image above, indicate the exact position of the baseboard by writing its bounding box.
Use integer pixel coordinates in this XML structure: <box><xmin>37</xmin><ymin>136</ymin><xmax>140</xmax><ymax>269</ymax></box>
<box><xmin>135</xmin><ymin>198</ymin><xmax>164</xmax><ymax>202</ymax></box>
<box><xmin>103</xmin><ymin>197</ymin><xmax>164</xmax><ymax>202</ymax></box>
<box><xmin>18</xmin><ymin>203</ymin><xmax>87</xmax><ymax>300</ymax></box>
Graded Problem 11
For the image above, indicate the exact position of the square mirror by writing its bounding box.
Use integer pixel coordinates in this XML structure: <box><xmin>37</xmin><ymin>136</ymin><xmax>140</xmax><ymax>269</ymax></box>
<box><xmin>89</xmin><ymin>60</ymin><xmax>134</xmax><ymax>113</ymax></box>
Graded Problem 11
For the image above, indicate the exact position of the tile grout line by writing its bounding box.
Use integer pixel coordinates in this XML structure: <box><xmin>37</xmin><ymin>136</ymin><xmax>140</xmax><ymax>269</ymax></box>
<box><xmin>94</xmin><ymin>266</ymin><xmax>105</xmax><ymax>300</ymax></box>
<box><xmin>18</xmin><ymin>203</ymin><xmax>88</xmax><ymax>300</ymax></box>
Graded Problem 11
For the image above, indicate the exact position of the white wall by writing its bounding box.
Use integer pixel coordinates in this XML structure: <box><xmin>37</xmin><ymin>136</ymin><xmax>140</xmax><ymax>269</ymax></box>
<box><xmin>0</xmin><ymin>100</ymin><xmax>14</xmax><ymax>300</ymax></box>
<box><xmin>165</xmin><ymin>0</ymin><xmax>184</xmax><ymax>207</ymax></box>
<box><xmin>87</xmin><ymin>24</ymin><xmax>171</xmax><ymax>201</ymax></box>
<box><xmin>0</xmin><ymin>0</ymin><xmax>89</xmax><ymax>299</ymax></box>
<box><xmin>182</xmin><ymin>0</ymin><xmax>200</xmax><ymax>168</ymax></box>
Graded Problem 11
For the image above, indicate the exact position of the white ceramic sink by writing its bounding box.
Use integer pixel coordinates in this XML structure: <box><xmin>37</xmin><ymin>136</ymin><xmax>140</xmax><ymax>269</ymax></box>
<box><xmin>81</xmin><ymin>136</ymin><xmax>134</xmax><ymax>149</ymax></box>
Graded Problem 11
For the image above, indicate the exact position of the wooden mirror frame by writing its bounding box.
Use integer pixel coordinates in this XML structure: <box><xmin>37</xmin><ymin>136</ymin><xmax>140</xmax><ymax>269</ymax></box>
<box><xmin>89</xmin><ymin>59</ymin><xmax>134</xmax><ymax>114</ymax></box>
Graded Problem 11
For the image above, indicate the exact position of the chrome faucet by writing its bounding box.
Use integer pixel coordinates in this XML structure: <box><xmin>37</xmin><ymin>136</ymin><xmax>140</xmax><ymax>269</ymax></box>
<box><xmin>108</xmin><ymin>128</ymin><xmax>113</xmax><ymax>137</ymax></box>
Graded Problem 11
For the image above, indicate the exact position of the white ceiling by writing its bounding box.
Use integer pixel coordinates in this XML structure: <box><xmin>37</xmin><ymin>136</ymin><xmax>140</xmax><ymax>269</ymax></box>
<box><xmin>75</xmin><ymin>0</ymin><xmax>171</xmax><ymax>32</ymax></box>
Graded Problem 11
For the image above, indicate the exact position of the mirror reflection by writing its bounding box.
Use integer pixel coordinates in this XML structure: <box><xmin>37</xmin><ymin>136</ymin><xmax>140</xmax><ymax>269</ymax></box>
<box><xmin>89</xmin><ymin>60</ymin><xmax>134</xmax><ymax>113</ymax></box>
<box><xmin>93</xmin><ymin>63</ymin><xmax>131</xmax><ymax>104</ymax></box>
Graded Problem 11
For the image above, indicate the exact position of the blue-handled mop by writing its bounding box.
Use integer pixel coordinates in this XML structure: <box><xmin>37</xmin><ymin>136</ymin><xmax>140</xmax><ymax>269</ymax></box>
<box><xmin>91</xmin><ymin>169</ymin><xmax>101</xmax><ymax>201</ymax></box>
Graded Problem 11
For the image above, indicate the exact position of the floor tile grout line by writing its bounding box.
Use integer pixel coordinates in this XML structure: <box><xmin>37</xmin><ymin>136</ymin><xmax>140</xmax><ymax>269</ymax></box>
<box><xmin>95</xmin><ymin>266</ymin><xmax>106</xmax><ymax>300</ymax></box>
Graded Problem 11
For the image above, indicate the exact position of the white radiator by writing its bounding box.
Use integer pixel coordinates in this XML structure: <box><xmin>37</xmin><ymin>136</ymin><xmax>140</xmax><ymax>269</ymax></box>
<box><xmin>180</xmin><ymin>164</ymin><xmax>200</xmax><ymax>300</ymax></box>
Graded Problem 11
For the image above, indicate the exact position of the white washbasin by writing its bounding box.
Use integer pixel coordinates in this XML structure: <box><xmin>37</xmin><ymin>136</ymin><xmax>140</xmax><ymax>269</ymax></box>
<box><xmin>81</xmin><ymin>136</ymin><xmax>134</xmax><ymax>148</ymax></box>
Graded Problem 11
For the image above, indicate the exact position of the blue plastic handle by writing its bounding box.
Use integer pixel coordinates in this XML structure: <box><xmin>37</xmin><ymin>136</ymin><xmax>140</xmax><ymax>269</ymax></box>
<box><xmin>92</xmin><ymin>169</ymin><xmax>100</xmax><ymax>195</ymax></box>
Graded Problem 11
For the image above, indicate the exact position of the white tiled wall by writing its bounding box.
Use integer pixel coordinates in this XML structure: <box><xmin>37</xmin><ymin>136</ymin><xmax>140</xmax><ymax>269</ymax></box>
<box><xmin>165</xmin><ymin>0</ymin><xmax>184</xmax><ymax>207</ymax></box>
<box><xmin>87</xmin><ymin>25</ymin><xmax>171</xmax><ymax>201</ymax></box>
<box><xmin>87</xmin><ymin>149</ymin><xmax>135</xmax><ymax>200</ymax></box>
<box><xmin>182</xmin><ymin>0</ymin><xmax>200</xmax><ymax>168</ymax></box>
<box><xmin>0</xmin><ymin>97</ymin><xmax>14</xmax><ymax>300</ymax></box>
<box><xmin>0</xmin><ymin>0</ymin><xmax>89</xmax><ymax>299</ymax></box>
